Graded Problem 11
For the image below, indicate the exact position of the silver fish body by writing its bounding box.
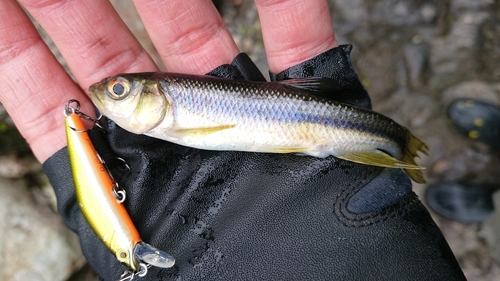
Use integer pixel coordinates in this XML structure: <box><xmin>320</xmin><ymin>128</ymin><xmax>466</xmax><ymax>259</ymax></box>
<box><xmin>90</xmin><ymin>73</ymin><xmax>427</xmax><ymax>182</ymax></box>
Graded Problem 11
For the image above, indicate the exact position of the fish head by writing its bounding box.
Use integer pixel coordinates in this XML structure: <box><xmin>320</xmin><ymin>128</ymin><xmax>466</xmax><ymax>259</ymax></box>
<box><xmin>89</xmin><ymin>73</ymin><xmax>169</xmax><ymax>134</ymax></box>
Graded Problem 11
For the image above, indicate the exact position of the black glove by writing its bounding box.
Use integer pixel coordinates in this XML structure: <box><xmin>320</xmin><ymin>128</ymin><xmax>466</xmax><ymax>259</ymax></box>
<box><xmin>43</xmin><ymin>45</ymin><xmax>465</xmax><ymax>281</ymax></box>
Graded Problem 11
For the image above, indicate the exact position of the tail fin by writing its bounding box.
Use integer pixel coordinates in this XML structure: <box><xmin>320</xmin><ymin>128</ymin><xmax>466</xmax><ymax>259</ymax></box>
<box><xmin>402</xmin><ymin>135</ymin><xmax>429</xmax><ymax>183</ymax></box>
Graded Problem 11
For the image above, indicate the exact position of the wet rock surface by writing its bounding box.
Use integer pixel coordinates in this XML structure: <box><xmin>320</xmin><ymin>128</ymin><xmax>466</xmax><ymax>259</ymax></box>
<box><xmin>1</xmin><ymin>0</ymin><xmax>499</xmax><ymax>280</ymax></box>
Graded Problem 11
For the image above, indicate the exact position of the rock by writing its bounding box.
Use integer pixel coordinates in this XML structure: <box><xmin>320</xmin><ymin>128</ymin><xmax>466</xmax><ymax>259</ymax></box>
<box><xmin>441</xmin><ymin>81</ymin><xmax>500</xmax><ymax>106</ymax></box>
<box><xmin>0</xmin><ymin>154</ymin><xmax>41</xmax><ymax>179</ymax></box>
<box><xmin>482</xmin><ymin>190</ymin><xmax>500</xmax><ymax>264</ymax></box>
<box><xmin>451</xmin><ymin>0</ymin><xmax>495</xmax><ymax>10</ymax></box>
<box><xmin>420</xmin><ymin>3</ymin><xmax>438</xmax><ymax>23</ymax></box>
<box><xmin>369</xmin><ymin>0</ymin><xmax>421</xmax><ymax>26</ymax></box>
<box><xmin>0</xmin><ymin>177</ymin><xmax>85</xmax><ymax>281</ymax></box>
<box><xmin>478</xmin><ymin>16</ymin><xmax>500</xmax><ymax>80</ymax></box>
<box><xmin>430</xmin><ymin>11</ymin><xmax>490</xmax><ymax>86</ymax></box>
<box><xmin>330</xmin><ymin>0</ymin><xmax>368</xmax><ymax>26</ymax></box>
<box><xmin>0</xmin><ymin>105</ymin><xmax>30</xmax><ymax>155</ymax></box>
<box><xmin>353</xmin><ymin>42</ymin><xmax>401</xmax><ymax>100</ymax></box>
<box><xmin>403</xmin><ymin>42</ymin><xmax>430</xmax><ymax>89</ymax></box>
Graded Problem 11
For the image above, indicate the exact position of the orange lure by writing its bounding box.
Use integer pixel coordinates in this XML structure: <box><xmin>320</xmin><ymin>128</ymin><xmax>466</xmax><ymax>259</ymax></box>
<box><xmin>65</xmin><ymin>101</ymin><xmax>175</xmax><ymax>273</ymax></box>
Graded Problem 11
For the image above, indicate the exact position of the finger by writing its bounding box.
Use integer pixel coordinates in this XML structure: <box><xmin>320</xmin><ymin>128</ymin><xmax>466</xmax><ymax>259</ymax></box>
<box><xmin>4</xmin><ymin>0</ymin><xmax>157</xmax><ymax>162</ymax></box>
<box><xmin>133</xmin><ymin>0</ymin><xmax>240</xmax><ymax>74</ymax></box>
<box><xmin>0</xmin><ymin>1</ymin><xmax>89</xmax><ymax>162</ymax></box>
<box><xmin>254</xmin><ymin>0</ymin><xmax>338</xmax><ymax>73</ymax></box>
<box><xmin>19</xmin><ymin>0</ymin><xmax>158</xmax><ymax>90</ymax></box>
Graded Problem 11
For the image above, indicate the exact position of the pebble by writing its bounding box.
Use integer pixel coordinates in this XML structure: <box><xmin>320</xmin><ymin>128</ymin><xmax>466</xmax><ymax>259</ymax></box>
<box><xmin>481</xmin><ymin>190</ymin><xmax>500</xmax><ymax>264</ymax></box>
<box><xmin>0</xmin><ymin>154</ymin><xmax>40</xmax><ymax>179</ymax></box>
<box><xmin>441</xmin><ymin>81</ymin><xmax>500</xmax><ymax>106</ymax></box>
<box><xmin>0</xmin><ymin>177</ymin><xmax>85</xmax><ymax>281</ymax></box>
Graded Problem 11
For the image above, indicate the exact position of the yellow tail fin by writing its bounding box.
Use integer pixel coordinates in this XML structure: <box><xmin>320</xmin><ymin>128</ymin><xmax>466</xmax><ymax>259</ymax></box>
<box><xmin>402</xmin><ymin>135</ymin><xmax>429</xmax><ymax>183</ymax></box>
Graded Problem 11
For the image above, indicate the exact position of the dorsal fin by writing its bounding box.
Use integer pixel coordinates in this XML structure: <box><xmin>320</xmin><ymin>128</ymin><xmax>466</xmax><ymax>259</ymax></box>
<box><xmin>276</xmin><ymin>78</ymin><xmax>370</xmax><ymax>108</ymax></box>
<box><xmin>277</xmin><ymin>78</ymin><xmax>342</xmax><ymax>96</ymax></box>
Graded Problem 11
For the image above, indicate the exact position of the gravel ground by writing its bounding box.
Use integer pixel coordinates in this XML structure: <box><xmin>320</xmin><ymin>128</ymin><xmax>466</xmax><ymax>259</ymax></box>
<box><xmin>1</xmin><ymin>0</ymin><xmax>499</xmax><ymax>280</ymax></box>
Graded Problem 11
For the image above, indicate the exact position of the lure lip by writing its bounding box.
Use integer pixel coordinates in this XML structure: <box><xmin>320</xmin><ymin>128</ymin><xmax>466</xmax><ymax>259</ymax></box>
<box><xmin>134</xmin><ymin>241</ymin><xmax>176</xmax><ymax>268</ymax></box>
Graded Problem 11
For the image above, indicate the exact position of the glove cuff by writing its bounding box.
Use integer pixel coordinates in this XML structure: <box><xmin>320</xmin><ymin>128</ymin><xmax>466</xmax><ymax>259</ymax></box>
<box><xmin>207</xmin><ymin>53</ymin><xmax>266</xmax><ymax>81</ymax></box>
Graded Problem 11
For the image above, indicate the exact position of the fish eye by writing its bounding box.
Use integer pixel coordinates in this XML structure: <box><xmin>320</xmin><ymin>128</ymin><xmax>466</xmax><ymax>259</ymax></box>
<box><xmin>113</xmin><ymin>83</ymin><xmax>124</xmax><ymax>95</ymax></box>
<box><xmin>107</xmin><ymin>77</ymin><xmax>131</xmax><ymax>100</ymax></box>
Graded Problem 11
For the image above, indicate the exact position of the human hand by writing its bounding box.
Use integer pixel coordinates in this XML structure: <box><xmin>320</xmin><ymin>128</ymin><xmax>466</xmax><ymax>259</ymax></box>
<box><xmin>0</xmin><ymin>1</ymin><xmax>465</xmax><ymax>280</ymax></box>
<box><xmin>0</xmin><ymin>0</ymin><xmax>336</xmax><ymax>163</ymax></box>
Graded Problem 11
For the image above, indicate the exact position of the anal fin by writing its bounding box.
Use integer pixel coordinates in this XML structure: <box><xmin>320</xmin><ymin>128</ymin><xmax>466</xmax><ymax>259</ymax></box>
<box><xmin>336</xmin><ymin>150</ymin><xmax>426</xmax><ymax>183</ymax></box>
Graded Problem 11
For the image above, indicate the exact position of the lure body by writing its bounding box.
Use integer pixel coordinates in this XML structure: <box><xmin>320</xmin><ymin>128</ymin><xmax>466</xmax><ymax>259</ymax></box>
<box><xmin>90</xmin><ymin>73</ymin><xmax>428</xmax><ymax>182</ymax></box>
<box><xmin>65</xmin><ymin>111</ymin><xmax>174</xmax><ymax>271</ymax></box>
<box><xmin>66</xmin><ymin>112</ymin><xmax>141</xmax><ymax>269</ymax></box>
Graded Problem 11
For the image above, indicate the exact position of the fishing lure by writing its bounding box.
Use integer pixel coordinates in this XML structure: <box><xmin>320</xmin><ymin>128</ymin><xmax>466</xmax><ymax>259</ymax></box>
<box><xmin>64</xmin><ymin>100</ymin><xmax>175</xmax><ymax>280</ymax></box>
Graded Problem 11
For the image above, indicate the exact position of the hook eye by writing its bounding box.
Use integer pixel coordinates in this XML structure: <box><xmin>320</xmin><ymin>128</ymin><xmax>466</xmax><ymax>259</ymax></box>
<box><xmin>116</xmin><ymin>263</ymin><xmax>150</xmax><ymax>281</ymax></box>
<box><xmin>64</xmin><ymin>99</ymin><xmax>81</xmax><ymax>117</ymax></box>
<box><xmin>137</xmin><ymin>263</ymin><xmax>150</xmax><ymax>277</ymax></box>
<box><xmin>68</xmin><ymin>111</ymin><xmax>106</xmax><ymax>133</ymax></box>
<box><xmin>113</xmin><ymin>186</ymin><xmax>126</xmax><ymax>203</ymax></box>
<box><xmin>64</xmin><ymin>99</ymin><xmax>106</xmax><ymax>133</ymax></box>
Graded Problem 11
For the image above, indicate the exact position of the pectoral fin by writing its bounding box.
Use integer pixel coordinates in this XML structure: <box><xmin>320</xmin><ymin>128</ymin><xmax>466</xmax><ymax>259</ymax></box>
<box><xmin>336</xmin><ymin>150</ymin><xmax>426</xmax><ymax>183</ymax></box>
<box><xmin>173</xmin><ymin>124</ymin><xmax>236</xmax><ymax>135</ymax></box>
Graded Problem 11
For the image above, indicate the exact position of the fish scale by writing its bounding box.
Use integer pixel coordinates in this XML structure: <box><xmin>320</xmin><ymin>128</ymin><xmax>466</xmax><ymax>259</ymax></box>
<box><xmin>90</xmin><ymin>72</ymin><xmax>428</xmax><ymax>183</ymax></box>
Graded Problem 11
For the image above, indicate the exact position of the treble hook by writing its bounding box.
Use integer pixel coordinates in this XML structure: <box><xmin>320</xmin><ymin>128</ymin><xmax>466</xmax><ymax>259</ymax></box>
<box><xmin>108</xmin><ymin>160</ymin><xmax>130</xmax><ymax>203</ymax></box>
<box><xmin>64</xmin><ymin>99</ymin><xmax>81</xmax><ymax>115</ymax></box>
<box><xmin>95</xmin><ymin>151</ymin><xmax>128</xmax><ymax>203</ymax></box>
<box><xmin>66</xmin><ymin>101</ymin><xmax>130</xmax><ymax>203</ymax></box>
<box><xmin>64</xmin><ymin>99</ymin><xmax>105</xmax><ymax>133</ymax></box>
<box><xmin>117</xmin><ymin>263</ymin><xmax>150</xmax><ymax>281</ymax></box>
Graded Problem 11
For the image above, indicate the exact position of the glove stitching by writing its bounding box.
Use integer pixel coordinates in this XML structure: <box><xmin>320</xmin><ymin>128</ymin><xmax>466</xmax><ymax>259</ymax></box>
<box><xmin>337</xmin><ymin>194</ymin><xmax>421</xmax><ymax>227</ymax></box>
<box><xmin>334</xmin><ymin>168</ymin><xmax>421</xmax><ymax>227</ymax></box>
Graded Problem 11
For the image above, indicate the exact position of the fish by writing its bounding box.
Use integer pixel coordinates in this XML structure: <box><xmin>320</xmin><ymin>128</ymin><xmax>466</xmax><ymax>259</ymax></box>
<box><xmin>65</xmin><ymin>106</ymin><xmax>175</xmax><ymax>272</ymax></box>
<box><xmin>89</xmin><ymin>73</ymin><xmax>428</xmax><ymax>183</ymax></box>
